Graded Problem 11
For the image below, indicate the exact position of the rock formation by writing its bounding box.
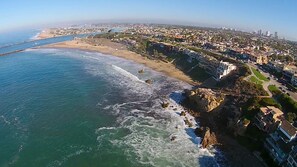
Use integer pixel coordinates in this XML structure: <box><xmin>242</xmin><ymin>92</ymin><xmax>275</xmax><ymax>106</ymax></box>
<box><xmin>145</xmin><ymin>79</ymin><xmax>153</xmax><ymax>84</ymax></box>
<box><xmin>161</xmin><ymin>102</ymin><xmax>169</xmax><ymax>108</ymax></box>
<box><xmin>185</xmin><ymin>88</ymin><xmax>224</xmax><ymax>112</ymax></box>
<box><xmin>195</xmin><ymin>127</ymin><xmax>217</xmax><ymax>148</ymax></box>
<box><xmin>138</xmin><ymin>69</ymin><xmax>144</xmax><ymax>74</ymax></box>
<box><xmin>180</xmin><ymin>111</ymin><xmax>186</xmax><ymax>116</ymax></box>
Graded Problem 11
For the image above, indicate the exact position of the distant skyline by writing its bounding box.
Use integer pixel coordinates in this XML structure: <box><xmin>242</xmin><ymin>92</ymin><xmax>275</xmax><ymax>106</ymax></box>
<box><xmin>1</xmin><ymin>0</ymin><xmax>297</xmax><ymax>40</ymax></box>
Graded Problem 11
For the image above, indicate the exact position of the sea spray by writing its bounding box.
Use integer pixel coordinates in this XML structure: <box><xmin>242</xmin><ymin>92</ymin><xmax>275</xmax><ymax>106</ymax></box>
<box><xmin>0</xmin><ymin>48</ymin><xmax>221</xmax><ymax>167</ymax></box>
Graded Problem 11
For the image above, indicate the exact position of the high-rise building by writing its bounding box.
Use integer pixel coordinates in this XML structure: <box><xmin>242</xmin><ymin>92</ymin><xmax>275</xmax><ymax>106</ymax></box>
<box><xmin>274</xmin><ymin>32</ymin><xmax>278</xmax><ymax>39</ymax></box>
<box><xmin>266</xmin><ymin>31</ymin><xmax>271</xmax><ymax>37</ymax></box>
<box><xmin>258</xmin><ymin>29</ymin><xmax>262</xmax><ymax>36</ymax></box>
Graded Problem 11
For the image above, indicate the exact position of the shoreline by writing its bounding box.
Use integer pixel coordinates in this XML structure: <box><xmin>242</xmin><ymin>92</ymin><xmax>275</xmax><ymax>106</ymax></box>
<box><xmin>35</xmin><ymin>29</ymin><xmax>54</xmax><ymax>40</ymax></box>
<box><xmin>40</xmin><ymin>39</ymin><xmax>197</xmax><ymax>85</ymax></box>
<box><xmin>35</xmin><ymin>33</ymin><xmax>265</xmax><ymax>166</ymax></box>
<box><xmin>37</xmin><ymin>36</ymin><xmax>222</xmax><ymax>165</ymax></box>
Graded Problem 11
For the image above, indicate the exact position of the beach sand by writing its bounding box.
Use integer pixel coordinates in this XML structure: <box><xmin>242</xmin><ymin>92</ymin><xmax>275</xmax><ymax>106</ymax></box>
<box><xmin>36</xmin><ymin>29</ymin><xmax>54</xmax><ymax>39</ymax></box>
<box><xmin>37</xmin><ymin>34</ymin><xmax>266</xmax><ymax>167</ymax></box>
<box><xmin>43</xmin><ymin>39</ymin><xmax>197</xmax><ymax>85</ymax></box>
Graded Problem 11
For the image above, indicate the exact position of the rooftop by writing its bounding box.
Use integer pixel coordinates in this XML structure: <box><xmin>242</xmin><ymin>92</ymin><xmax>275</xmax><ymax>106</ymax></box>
<box><xmin>280</xmin><ymin>119</ymin><xmax>297</xmax><ymax>138</ymax></box>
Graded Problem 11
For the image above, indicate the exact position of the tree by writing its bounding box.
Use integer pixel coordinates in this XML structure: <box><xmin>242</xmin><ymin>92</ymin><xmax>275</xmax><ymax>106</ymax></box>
<box><xmin>287</xmin><ymin>112</ymin><xmax>297</xmax><ymax>123</ymax></box>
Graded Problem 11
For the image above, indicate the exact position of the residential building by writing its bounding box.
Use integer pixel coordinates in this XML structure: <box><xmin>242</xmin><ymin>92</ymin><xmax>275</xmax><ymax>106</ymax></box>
<box><xmin>283</xmin><ymin>65</ymin><xmax>297</xmax><ymax>81</ymax></box>
<box><xmin>249</xmin><ymin>54</ymin><xmax>268</xmax><ymax>64</ymax></box>
<box><xmin>254</xmin><ymin>106</ymin><xmax>284</xmax><ymax>133</ymax></box>
<box><xmin>264</xmin><ymin>119</ymin><xmax>297</xmax><ymax>165</ymax></box>
<box><xmin>285</xmin><ymin>146</ymin><xmax>297</xmax><ymax>167</ymax></box>
<box><xmin>267</xmin><ymin>61</ymin><xmax>284</xmax><ymax>73</ymax></box>
<box><xmin>291</xmin><ymin>74</ymin><xmax>297</xmax><ymax>87</ymax></box>
<box><xmin>215</xmin><ymin>61</ymin><xmax>236</xmax><ymax>80</ymax></box>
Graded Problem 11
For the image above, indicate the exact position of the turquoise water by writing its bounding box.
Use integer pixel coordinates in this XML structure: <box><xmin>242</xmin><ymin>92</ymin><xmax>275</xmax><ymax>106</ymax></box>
<box><xmin>0</xmin><ymin>38</ymin><xmax>220</xmax><ymax>166</ymax></box>
<box><xmin>0</xmin><ymin>29</ymin><xmax>39</xmax><ymax>47</ymax></box>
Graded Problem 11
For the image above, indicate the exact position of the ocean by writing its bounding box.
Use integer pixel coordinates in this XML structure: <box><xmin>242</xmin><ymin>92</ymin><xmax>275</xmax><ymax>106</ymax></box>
<box><xmin>0</xmin><ymin>31</ymin><xmax>220</xmax><ymax>167</ymax></box>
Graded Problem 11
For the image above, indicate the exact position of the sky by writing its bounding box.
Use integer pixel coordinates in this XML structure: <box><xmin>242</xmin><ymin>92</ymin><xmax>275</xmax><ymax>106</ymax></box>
<box><xmin>1</xmin><ymin>0</ymin><xmax>297</xmax><ymax>40</ymax></box>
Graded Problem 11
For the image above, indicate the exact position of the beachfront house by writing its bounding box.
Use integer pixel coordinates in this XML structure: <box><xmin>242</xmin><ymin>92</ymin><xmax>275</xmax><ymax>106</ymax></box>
<box><xmin>254</xmin><ymin>106</ymin><xmax>283</xmax><ymax>133</ymax></box>
<box><xmin>285</xmin><ymin>146</ymin><xmax>297</xmax><ymax>167</ymax></box>
<box><xmin>264</xmin><ymin>119</ymin><xmax>297</xmax><ymax>165</ymax></box>
<box><xmin>215</xmin><ymin>61</ymin><xmax>236</xmax><ymax>81</ymax></box>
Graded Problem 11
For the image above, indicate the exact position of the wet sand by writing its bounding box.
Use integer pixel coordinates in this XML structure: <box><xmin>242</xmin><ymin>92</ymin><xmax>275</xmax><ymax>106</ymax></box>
<box><xmin>42</xmin><ymin>38</ymin><xmax>197</xmax><ymax>85</ymax></box>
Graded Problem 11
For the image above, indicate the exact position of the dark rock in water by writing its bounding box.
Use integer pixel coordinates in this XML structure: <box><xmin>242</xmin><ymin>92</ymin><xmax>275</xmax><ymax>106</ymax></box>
<box><xmin>184</xmin><ymin>117</ymin><xmax>193</xmax><ymax>127</ymax></box>
<box><xmin>180</xmin><ymin>111</ymin><xmax>186</xmax><ymax>116</ymax></box>
<box><xmin>161</xmin><ymin>102</ymin><xmax>169</xmax><ymax>108</ymax></box>
<box><xmin>195</xmin><ymin>127</ymin><xmax>217</xmax><ymax>148</ymax></box>
<box><xmin>145</xmin><ymin>79</ymin><xmax>153</xmax><ymax>84</ymax></box>
<box><xmin>138</xmin><ymin>69</ymin><xmax>144</xmax><ymax>74</ymax></box>
<box><xmin>171</xmin><ymin>136</ymin><xmax>177</xmax><ymax>141</ymax></box>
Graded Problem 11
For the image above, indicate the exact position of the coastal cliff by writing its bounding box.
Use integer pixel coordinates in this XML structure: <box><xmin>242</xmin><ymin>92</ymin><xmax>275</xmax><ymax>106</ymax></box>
<box><xmin>185</xmin><ymin>88</ymin><xmax>225</xmax><ymax>112</ymax></box>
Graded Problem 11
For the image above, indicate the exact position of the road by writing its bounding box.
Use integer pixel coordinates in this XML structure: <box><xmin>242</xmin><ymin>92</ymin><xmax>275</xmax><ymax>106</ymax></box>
<box><xmin>248</xmin><ymin>63</ymin><xmax>297</xmax><ymax>101</ymax></box>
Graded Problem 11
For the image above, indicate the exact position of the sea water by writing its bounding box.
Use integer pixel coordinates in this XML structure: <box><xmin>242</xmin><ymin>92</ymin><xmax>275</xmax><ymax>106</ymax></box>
<box><xmin>0</xmin><ymin>33</ymin><xmax>221</xmax><ymax>167</ymax></box>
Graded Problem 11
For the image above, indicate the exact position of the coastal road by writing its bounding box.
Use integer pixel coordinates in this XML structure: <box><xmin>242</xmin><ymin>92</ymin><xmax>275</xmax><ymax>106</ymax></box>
<box><xmin>248</xmin><ymin>63</ymin><xmax>297</xmax><ymax>101</ymax></box>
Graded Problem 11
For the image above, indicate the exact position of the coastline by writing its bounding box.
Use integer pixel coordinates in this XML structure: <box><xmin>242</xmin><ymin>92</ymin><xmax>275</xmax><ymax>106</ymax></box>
<box><xmin>35</xmin><ymin>32</ymin><xmax>266</xmax><ymax>166</ymax></box>
<box><xmin>40</xmin><ymin>39</ymin><xmax>197</xmax><ymax>85</ymax></box>
<box><xmin>35</xmin><ymin>29</ymin><xmax>54</xmax><ymax>40</ymax></box>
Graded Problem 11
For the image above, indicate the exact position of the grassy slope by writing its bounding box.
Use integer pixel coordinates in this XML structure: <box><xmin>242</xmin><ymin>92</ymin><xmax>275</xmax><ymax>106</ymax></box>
<box><xmin>251</xmin><ymin>67</ymin><xmax>269</xmax><ymax>81</ymax></box>
<box><xmin>250</xmin><ymin>76</ymin><xmax>263</xmax><ymax>85</ymax></box>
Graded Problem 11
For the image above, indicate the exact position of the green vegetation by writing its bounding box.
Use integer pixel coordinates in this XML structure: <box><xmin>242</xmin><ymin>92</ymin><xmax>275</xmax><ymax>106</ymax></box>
<box><xmin>237</xmin><ymin>96</ymin><xmax>281</xmax><ymax>167</ymax></box>
<box><xmin>242</xmin><ymin>97</ymin><xmax>281</xmax><ymax>120</ymax></box>
<box><xmin>236</xmin><ymin>125</ymin><xmax>267</xmax><ymax>150</ymax></box>
<box><xmin>268</xmin><ymin>85</ymin><xmax>282</xmax><ymax>95</ymax></box>
<box><xmin>234</xmin><ymin>79</ymin><xmax>268</xmax><ymax>97</ymax></box>
<box><xmin>241</xmin><ymin>97</ymin><xmax>280</xmax><ymax>127</ymax></box>
<box><xmin>268</xmin><ymin>84</ymin><xmax>297</xmax><ymax>122</ymax></box>
<box><xmin>287</xmin><ymin>112</ymin><xmax>297</xmax><ymax>123</ymax></box>
<box><xmin>270</xmin><ymin>54</ymin><xmax>293</xmax><ymax>62</ymax></box>
<box><xmin>278</xmin><ymin>94</ymin><xmax>297</xmax><ymax>114</ymax></box>
<box><xmin>250</xmin><ymin>76</ymin><xmax>263</xmax><ymax>85</ymax></box>
<box><xmin>251</xmin><ymin>67</ymin><xmax>269</xmax><ymax>81</ymax></box>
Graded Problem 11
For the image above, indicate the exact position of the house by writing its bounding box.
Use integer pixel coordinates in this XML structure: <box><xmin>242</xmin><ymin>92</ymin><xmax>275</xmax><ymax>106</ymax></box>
<box><xmin>249</xmin><ymin>54</ymin><xmax>268</xmax><ymax>65</ymax></box>
<box><xmin>291</xmin><ymin>74</ymin><xmax>297</xmax><ymax>87</ymax></box>
<box><xmin>285</xmin><ymin>146</ymin><xmax>297</xmax><ymax>167</ymax></box>
<box><xmin>283</xmin><ymin>65</ymin><xmax>297</xmax><ymax>81</ymax></box>
<box><xmin>215</xmin><ymin>61</ymin><xmax>236</xmax><ymax>80</ymax></box>
<box><xmin>266</xmin><ymin>61</ymin><xmax>284</xmax><ymax>73</ymax></box>
<box><xmin>264</xmin><ymin>119</ymin><xmax>297</xmax><ymax>165</ymax></box>
<box><xmin>254</xmin><ymin>106</ymin><xmax>284</xmax><ymax>133</ymax></box>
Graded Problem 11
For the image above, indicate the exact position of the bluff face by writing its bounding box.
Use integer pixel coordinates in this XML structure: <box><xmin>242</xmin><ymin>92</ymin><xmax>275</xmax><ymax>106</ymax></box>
<box><xmin>185</xmin><ymin>88</ymin><xmax>225</xmax><ymax>112</ymax></box>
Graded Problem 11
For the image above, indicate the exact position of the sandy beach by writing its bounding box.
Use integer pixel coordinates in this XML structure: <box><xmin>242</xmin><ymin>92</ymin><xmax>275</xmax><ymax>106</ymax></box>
<box><xmin>42</xmin><ymin>38</ymin><xmax>197</xmax><ymax>85</ymax></box>
<box><xmin>36</xmin><ymin>29</ymin><xmax>54</xmax><ymax>39</ymax></box>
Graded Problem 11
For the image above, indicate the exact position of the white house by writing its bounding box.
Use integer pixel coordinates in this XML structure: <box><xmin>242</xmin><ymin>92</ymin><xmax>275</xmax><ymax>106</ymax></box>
<box><xmin>216</xmin><ymin>61</ymin><xmax>236</xmax><ymax>80</ymax></box>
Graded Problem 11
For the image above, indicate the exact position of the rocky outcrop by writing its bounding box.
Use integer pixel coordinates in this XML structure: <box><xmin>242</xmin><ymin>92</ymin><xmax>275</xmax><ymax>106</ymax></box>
<box><xmin>234</xmin><ymin>118</ymin><xmax>250</xmax><ymax>136</ymax></box>
<box><xmin>138</xmin><ymin>69</ymin><xmax>144</xmax><ymax>74</ymax></box>
<box><xmin>184</xmin><ymin>117</ymin><xmax>193</xmax><ymax>127</ymax></box>
<box><xmin>185</xmin><ymin>88</ymin><xmax>224</xmax><ymax>112</ymax></box>
<box><xmin>145</xmin><ymin>79</ymin><xmax>153</xmax><ymax>84</ymax></box>
<box><xmin>180</xmin><ymin>111</ymin><xmax>186</xmax><ymax>116</ymax></box>
<box><xmin>161</xmin><ymin>102</ymin><xmax>169</xmax><ymax>108</ymax></box>
<box><xmin>195</xmin><ymin>127</ymin><xmax>217</xmax><ymax>148</ymax></box>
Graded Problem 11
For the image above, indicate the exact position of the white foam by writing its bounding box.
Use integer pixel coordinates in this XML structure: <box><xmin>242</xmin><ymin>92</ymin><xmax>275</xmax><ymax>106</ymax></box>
<box><xmin>95</xmin><ymin>126</ymin><xmax>116</xmax><ymax>132</ymax></box>
<box><xmin>47</xmin><ymin>147</ymin><xmax>92</xmax><ymax>167</ymax></box>
<box><xmin>96</xmin><ymin>96</ymin><xmax>219</xmax><ymax>167</ymax></box>
<box><xmin>30</xmin><ymin>32</ymin><xmax>40</xmax><ymax>40</ymax></box>
<box><xmin>0</xmin><ymin>115</ymin><xmax>11</xmax><ymax>125</ymax></box>
<box><xmin>28</xmin><ymin>48</ymin><xmax>220</xmax><ymax>166</ymax></box>
<box><xmin>111</xmin><ymin>64</ymin><xmax>145</xmax><ymax>83</ymax></box>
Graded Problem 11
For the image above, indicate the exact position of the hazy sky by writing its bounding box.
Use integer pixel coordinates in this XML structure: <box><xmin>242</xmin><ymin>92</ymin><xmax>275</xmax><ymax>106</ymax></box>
<box><xmin>1</xmin><ymin>0</ymin><xmax>297</xmax><ymax>40</ymax></box>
